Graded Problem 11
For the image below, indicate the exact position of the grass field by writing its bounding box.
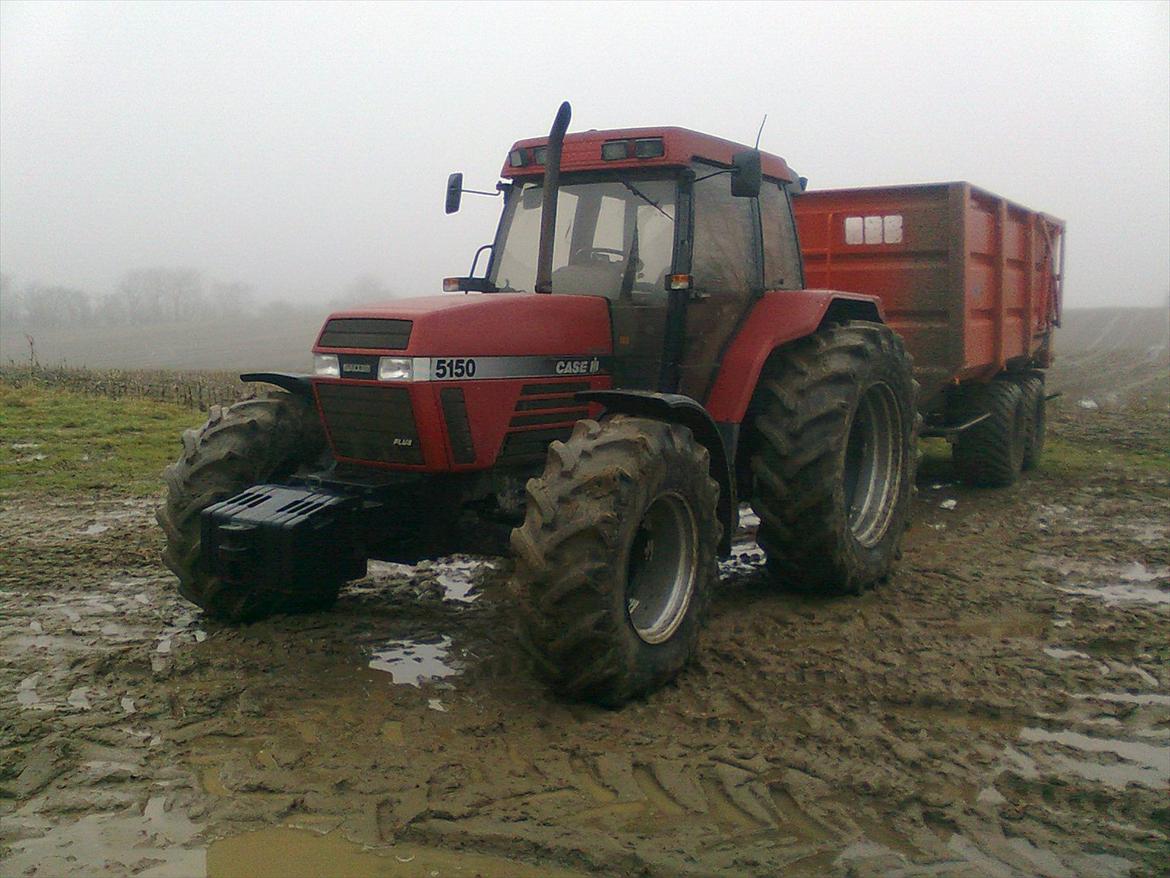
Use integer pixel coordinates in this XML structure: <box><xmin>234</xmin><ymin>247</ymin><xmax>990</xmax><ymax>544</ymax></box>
<box><xmin>0</xmin><ymin>381</ymin><xmax>204</xmax><ymax>496</ymax></box>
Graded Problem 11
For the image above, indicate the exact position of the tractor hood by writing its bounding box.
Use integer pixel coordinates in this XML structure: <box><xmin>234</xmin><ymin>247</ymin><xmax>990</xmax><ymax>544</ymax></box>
<box><xmin>313</xmin><ymin>293</ymin><xmax>613</xmax><ymax>357</ymax></box>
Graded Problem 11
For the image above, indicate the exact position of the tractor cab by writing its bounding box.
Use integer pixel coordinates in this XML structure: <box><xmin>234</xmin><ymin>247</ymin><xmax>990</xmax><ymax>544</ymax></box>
<box><xmin>449</xmin><ymin>127</ymin><xmax>805</xmax><ymax>398</ymax></box>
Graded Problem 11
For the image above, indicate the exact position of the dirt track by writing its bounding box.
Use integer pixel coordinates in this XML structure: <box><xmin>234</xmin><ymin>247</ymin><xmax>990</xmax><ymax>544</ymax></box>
<box><xmin>2</xmin><ymin>315</ymin><xmax>1168</xmax><ymax>878</ymax></box>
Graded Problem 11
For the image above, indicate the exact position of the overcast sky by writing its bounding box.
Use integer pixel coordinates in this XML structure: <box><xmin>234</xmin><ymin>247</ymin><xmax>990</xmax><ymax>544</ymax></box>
<box><xmin>1</xmin><ymin>0</ymin><xmax>1167</xmax><ymax>308</ymax></box>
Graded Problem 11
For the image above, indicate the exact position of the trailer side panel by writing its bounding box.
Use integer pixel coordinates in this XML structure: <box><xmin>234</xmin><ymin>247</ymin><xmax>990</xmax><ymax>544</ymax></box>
<box><xmin>793</xmin><ymin>183</ymin><xmax>1063</xmax><ymax>405</ymax></box>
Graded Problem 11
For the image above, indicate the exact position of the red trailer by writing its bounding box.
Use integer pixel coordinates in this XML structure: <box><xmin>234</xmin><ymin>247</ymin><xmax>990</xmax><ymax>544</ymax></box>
<box><xmin>793</xmin><ymin>182</ymin><xmax>1066</xmax><ymax>407</ymax></box>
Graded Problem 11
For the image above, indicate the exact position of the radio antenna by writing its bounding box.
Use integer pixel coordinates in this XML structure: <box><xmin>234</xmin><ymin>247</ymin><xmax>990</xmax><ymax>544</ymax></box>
<box><xmin>754</xmin><ymin>113</ymin><xmax>768</xmax><ymax>150</ymax></box>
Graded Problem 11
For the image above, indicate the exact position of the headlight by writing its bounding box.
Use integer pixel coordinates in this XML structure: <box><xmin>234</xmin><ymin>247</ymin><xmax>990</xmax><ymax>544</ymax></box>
<box><xmin>377</xmin><ymin>357</ymin><xmax>412</xmax><ymax>382</ymax></box>
<box><xmin>314</xmin><ymin>354</ymin><xmax>340</xmax><ymax>377</ymax></box>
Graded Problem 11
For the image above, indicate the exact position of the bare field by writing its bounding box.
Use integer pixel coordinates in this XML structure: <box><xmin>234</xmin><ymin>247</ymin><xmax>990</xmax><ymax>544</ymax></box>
<box><xmin>1</xmin><ymin>308</ymin><xmax>1168</xmax><ymax>878</ymax></box>
<box><xmin>1</xmin><ymin>310</ymin><xmax>327</xmax><ymax>373</ymax></box>
<box><xmin>4</xmin><ymin>307</ymin><xmax>1167</xmax><ymax>385</ymax></box>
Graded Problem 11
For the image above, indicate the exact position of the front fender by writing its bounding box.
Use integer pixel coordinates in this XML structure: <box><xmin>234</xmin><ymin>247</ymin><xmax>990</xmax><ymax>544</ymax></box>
<box><xmin>240</xmin><ymin>372</ymin><xmax>313</xmax><ymax>398</ymax></box>
<box><xmin>704</xmin><ymin>290</ymin><xmax>882</xmax><ymax>423</ymax></box>
<box><xmin>577</xmin><ymin>389</ymin><xmax>735</xmax><ymax>557</ymax></box>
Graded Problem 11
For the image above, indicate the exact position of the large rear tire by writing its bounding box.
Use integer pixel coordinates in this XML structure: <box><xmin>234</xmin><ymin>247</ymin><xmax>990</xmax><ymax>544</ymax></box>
<box><xmin>748</xmin><ymin>322</ymin><xmax>917</xmax><ymax>595</ymax></box>
<box><xmin>510</xmin><ymin>416</ymin><xmax>721</xmax><ymax>707</ymax></box>
<box><xmin>156</xmin><ymin>392</ymin><xmax>338</xmax><ymax>622</ymax></box>
<box><xmin>952</xmin><ymin>380</ymin><xmax>1027</xmax><ymax>487</ymax></box>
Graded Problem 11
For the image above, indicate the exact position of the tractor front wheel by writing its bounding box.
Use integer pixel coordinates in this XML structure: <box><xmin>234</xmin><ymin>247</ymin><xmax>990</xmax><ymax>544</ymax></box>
<box><xmin>157</xmin><ymin>392</ymin><xmax>338</xmax><ymax>622</ymax></box>
<box><xmin>510</xmin><ymin>416</ymin><xmax>721</xmax><ymax>707</ymax></box>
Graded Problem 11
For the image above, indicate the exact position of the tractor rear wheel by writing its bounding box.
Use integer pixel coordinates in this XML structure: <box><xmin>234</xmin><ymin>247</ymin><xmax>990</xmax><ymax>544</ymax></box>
<box><xmin>157</xmin><ymin>392</ymin><xmax>337</xmax><ymax>622</ymax></box>
<box><xmin>1018</xmin><ymin>372</ymin><xmax>1046</xmax><ymax>470</ymax></box>
<box><xmin>510</xmin><ymin>415</ymin><xmax>721</xmax><ymax>707</ymax></box>
<box><xmin>749</xmin><ymin>322</ymin><xmax>917</xmax><ymax>595</ymax></box>
<box><xmin>952</xmin><ymin>380</ymin><xmax>1027</xmax><ymax>487</ymax></box>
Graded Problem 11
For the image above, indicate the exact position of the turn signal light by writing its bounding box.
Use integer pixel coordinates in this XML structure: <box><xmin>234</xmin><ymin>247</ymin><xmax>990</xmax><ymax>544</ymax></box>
<box><xmin>443</xmin><ymin>277</ymin><xmax>460</xmax><ymax>292</ymax></box>
<box><xmin>667</xmin><ymin>274</ymin><xmax>693</xmax><ymax>291</ymax></box>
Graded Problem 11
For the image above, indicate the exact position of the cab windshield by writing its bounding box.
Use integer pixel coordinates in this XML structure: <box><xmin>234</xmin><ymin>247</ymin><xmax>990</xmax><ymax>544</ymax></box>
<box><xmin>489</xmin><ymin>176</ymin><xmax>677</xmax><ymax>300</ymax></box>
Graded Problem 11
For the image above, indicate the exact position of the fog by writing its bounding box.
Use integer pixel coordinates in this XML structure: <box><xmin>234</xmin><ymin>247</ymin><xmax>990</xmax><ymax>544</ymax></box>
<box><xmin>1</xmin><ymin>1</ymin><xmax>1168</xmax><ymax>310</ymax></box>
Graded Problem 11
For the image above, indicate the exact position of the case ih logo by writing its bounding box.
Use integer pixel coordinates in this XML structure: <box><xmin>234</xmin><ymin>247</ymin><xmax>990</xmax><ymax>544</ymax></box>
<box><xmin>555</xmin><ymin>358</ymin><xmax>600</xmax><ymax>376</ymax></box>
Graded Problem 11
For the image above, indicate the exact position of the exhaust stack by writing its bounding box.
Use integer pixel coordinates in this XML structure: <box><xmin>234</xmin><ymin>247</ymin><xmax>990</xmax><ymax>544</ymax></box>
<box><xmin>534</xmin><ymin>101</ymin><xmax>572</xmax><ymax>294</ymax></box>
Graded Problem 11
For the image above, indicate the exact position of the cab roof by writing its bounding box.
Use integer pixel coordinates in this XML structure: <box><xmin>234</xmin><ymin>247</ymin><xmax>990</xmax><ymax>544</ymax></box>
<box><xmin>502</xmin><ymin>126</ymin><xmax>797</xmax><ymax>183</ymax></box>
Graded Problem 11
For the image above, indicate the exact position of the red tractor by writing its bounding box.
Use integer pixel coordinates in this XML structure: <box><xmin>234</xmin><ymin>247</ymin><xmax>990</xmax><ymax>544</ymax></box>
<box><xmin>159</xmin><ymin>103</ymin><xmax>1062</xmax><ymax>705</ymax></box>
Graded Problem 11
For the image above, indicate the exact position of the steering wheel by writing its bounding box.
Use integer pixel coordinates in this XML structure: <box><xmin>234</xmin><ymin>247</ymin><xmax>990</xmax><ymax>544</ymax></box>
<box><xmin>571</xmin><ymin>247</ymin><xmax>627</xmax><ymax>265</ymax></box>
<box><xmin>570</xmin><ymin>247</ymin><xmax>645</xmax><ymax>275</ymax></box>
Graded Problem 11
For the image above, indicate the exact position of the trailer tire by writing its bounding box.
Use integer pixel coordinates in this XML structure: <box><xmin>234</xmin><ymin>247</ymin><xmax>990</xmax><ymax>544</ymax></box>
<box><xmin>156</xmin><ymin>392</ymin><xmax>338</xmax><ymax>622</ymax></box>
<box><xmin>951</xmin><ymin>380</ymin><xmax>1027</xmax><ymax>487</ymax></box>
<box><xmin>1018</xmin><ymin>373</ymin><xmax>1046</xmax><ymax>470</ymax></box>
<box><xmin>510</xmin><ymin>415</ymin><xmax>720</xmax><ymax>707</ymax></box>
<box><xmin>748</xmin><ymin>322</ymin><xmax>917</xmax><ymax>596</ymax></box>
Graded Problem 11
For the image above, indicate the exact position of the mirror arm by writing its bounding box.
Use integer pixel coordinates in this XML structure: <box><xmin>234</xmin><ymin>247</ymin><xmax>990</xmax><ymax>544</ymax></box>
<box><xmin>469</xmin><ymin>243</ymin><xmax>494</xmax><ymax>276</ymax></box>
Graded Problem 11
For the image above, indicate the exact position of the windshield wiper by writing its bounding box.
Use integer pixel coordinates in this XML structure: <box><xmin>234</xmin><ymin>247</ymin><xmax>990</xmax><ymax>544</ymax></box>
<box><xmin>620</xmin><ymin>181</ymin><xmax>672</xmax><ymax>221</ymax></box>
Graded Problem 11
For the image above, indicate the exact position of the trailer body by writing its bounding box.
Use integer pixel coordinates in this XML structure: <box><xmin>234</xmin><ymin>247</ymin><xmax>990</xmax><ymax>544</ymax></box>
<box><xmin>793</xmin><ymin>183</ymin><xmax>1065</xmax><ymax>406</ymax></box>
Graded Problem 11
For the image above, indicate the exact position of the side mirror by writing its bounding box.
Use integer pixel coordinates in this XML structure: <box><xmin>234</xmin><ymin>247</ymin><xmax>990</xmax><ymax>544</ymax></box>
<box><xmin>445</xmin><ymin>173</ymin><xmax>463</xmax><ymax>214</ymax></box>
<box><xmin>730</xmin><ymin>150</ymin><xmax>762</xmax><ymax>198</ymax></box>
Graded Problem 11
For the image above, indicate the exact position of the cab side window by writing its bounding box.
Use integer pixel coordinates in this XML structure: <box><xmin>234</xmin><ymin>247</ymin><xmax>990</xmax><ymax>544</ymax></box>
<box><xmin>759</xmin><ymin>181</ymin><xmax>802</xmax><ymax>290</ymax></box>
<box><xmin>690</xmin><ymin>165</ymin><xmax>760</xmax><ymax>296</ymax></box>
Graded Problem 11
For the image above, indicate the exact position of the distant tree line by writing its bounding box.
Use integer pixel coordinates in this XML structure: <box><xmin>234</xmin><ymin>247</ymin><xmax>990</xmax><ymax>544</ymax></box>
<box><xmin>0</xmin><ymin>269</ymin><xmax>397</xmax><ymax>330</ymax></box>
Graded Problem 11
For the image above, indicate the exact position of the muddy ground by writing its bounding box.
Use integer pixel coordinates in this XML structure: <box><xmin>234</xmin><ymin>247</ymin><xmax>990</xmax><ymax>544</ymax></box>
<box><xmin>2</xmin><ymin>324</ymin><xmax>1168</xmax><ymax>877</ymax></box>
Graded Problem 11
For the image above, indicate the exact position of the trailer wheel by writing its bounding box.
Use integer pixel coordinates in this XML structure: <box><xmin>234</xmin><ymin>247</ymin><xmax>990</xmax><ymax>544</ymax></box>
<box><xmin>951</xmin><ymin>380</ymin><xmax>1027</xmax><ymax>487</ymax></box>
<box><xmin>157</xmin><ymin>392</ymin><xmax>338</xmax><ymax>622</ymax></box>
<box><xmin>1018</xmin><ymin>373</ymin><xmax>1046</xmax><ymax>470</ymax></box>
<box><xmin>510</xmin><ymin>415</ymin><xmax>720</xmax><ymax>706</ymax></box>
<box><xmin>748</xmin><ymin>322</ymin><xmax>917</xmax><ymax>595</ymax></box>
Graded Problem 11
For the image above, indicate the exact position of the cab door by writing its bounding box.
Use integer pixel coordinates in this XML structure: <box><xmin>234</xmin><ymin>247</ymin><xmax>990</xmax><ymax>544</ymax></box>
<box><xmin>677</xmin><ymin>163</ymin><xmax>763</xmax><ymax>402</ymax></box>
<box><xmin>608</xmin><ymin>196</ymin><xmax>679</xmax><ymax>390</ymax></box>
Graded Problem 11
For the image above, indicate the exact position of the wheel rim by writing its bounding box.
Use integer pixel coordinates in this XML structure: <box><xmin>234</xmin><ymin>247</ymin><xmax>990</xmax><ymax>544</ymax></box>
<box><xmin>843</xmin><ymin>382</ymin><xmax>905</xmax><ymax>548</ymax></box>
<box><xmin>626</xmin><ymin>492</ymin><xmax>698</xmax><ymax>645</ymax></box>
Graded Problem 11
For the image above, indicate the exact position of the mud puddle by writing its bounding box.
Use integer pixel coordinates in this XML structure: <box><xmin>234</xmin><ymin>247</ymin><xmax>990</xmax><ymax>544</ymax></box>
<box><xmin>3</xmin><ymin>795</ymin><xmax>205</xmax><ymax>878</ymax></box>
<box><xmin>368</xmin><ymin>636</ymin><xmax>460</xmax><ymax>687</ymax></box>
<box><xmin>365</xmin><ymin>557</ymin><xmax>492</xmax><ymax>604</ymax></box>
<box><xmin>1039</xmin><ymin>557</ymin><xmax>1170</xmax><ymax>607</ymax></box>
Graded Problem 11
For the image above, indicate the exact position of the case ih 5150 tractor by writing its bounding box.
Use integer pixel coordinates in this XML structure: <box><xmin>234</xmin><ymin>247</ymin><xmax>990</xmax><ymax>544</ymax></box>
<box><xmin>160</xmin><ymin>103</ymin><xmax>1064</xmax><ymax>706</ymax></box>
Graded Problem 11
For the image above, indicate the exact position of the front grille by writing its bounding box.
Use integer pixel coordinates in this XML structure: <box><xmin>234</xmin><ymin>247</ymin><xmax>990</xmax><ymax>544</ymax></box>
<box><xmin>496</xmin><ymin>382</ymin><xmax>589</xmax><ymax>465</ymax></box>
<box><xmin>319</xmin><ymin>318</ymin><xmax>412</xmax><ymax>350</ymax></box>
<box><xmin>440</xmin><ymin>388</ymin><xmax>475</xmax><ymax>464</ymax></box>
<box><xmin>520</xmin><ymin>381</ymin><xmax>590</xmax><ymax>396</ymax></box>
<box><xmin>498</xmin><ymin>427</ymin><xmax>575</xmax><ymax>465</ymax></box>
<box><xmin>509</xmin><ymin>409</ymin><xmax>590</xmax><ymax>428</ymax></box>
<box><xmin>315</xmin><ymin>383</ymin><xmax>423</xmax><ymax>464</ymax></box>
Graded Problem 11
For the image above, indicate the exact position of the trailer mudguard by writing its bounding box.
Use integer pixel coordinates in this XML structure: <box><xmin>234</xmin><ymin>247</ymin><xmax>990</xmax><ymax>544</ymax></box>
<box><xmin>578</xmin><ymin>389</ymin><xmax>735</xmax><ymax>556</ymax></box>
<box><xmin>704</xmin><ymin>290</ymin><xmax>883</xmax><ymax>424</ymax></box>
<box><xmin>240</xmin><ymin>372</ymin><xmax>314</xmax><ymax>398</ymax></box>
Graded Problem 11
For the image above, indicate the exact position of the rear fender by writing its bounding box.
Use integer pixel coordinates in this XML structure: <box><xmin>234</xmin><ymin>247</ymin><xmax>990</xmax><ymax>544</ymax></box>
<box><xmin>577</xmin><ymin>389</ymin><xmax>735</xmax><ymax>556</ymax></box>
<box><xmin>704</xmin><ymin>291</ymin><xmax>883</xmax><ymax>424</ymax></box>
